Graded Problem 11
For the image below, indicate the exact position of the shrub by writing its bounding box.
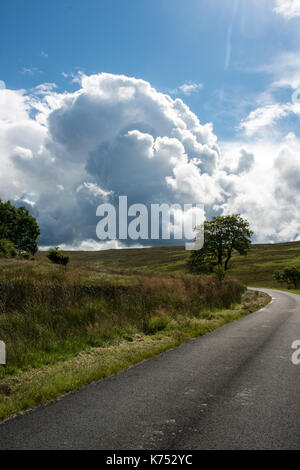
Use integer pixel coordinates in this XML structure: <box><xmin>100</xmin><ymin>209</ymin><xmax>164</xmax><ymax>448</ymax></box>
<box><xmin>47</xmin><ymin>247</ymin><xmax>70</xmax><ymax>266</ymax></box>
<box><xmin>144</xmin><ymin>315</ymin><xmax>170</xmax><ymax>334</ymax></box>
<box><xmin>0</xmin><ymin>239</ymin><xmax>17</xmax><ymax>258</ymax></box>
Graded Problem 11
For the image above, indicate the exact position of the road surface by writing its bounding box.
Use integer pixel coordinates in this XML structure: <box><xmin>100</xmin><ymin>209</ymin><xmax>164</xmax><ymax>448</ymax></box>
<box><xmin>0</xmin><ymin>288</ymin><xmax>300</xmax><ymax>450</ymax></box>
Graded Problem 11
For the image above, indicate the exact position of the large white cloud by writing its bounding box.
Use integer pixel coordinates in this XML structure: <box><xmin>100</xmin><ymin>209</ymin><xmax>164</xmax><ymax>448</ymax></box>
<box><xmin>0</xmin><ymin>73</ymin><xmax>222</xmax><ymax>247</ymax></box>
<box><xmin>1</xmin><ymin>72</ymin><xmax>300</xmax><ymax>247</ymax></box>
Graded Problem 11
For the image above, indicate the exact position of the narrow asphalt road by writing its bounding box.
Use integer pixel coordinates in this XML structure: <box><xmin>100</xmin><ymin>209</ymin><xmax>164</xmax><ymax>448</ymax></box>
<box><xmin>1</xmin><ymin>288</ymin><xmax>300</xmax><ymax>450</ymax></box>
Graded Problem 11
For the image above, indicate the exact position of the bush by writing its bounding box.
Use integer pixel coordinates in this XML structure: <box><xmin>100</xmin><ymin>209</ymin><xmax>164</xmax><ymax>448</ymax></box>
<box><xmin>0</xmin><ymin>239</ymin><xmax>17</xmax><ymax>258</ymax></box>
<box><xmin>144</xmin><ymin>315</ymin><xmax>170</xmax><ymax>334</ymax></box>
<box><xmin>47</xmin><ymin>247</ymin><xmax>70</xmax><ymax>266</ymax></box>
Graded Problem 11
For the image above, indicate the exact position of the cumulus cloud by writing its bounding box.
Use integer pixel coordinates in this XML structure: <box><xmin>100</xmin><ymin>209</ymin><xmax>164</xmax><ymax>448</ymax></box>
<box><xmin>1</xmin><ymin>72</ymin><xmax>300</xmax><ymax>247</ymax></box>
<box><xmin>235</xmin><ymin>149</ymin><xmax>255</xmax><ymax>175</ymax></box>
<box><xmin>274</xmin><ymin>0</ymin><xmax>300</xmax><ymax>19</ymax></box>
<box><xmin>222</xmin><ymin>148</ymin><xmax>255</xmax><ymax>175</ymax></box>
<box><xmin>0</xmin><ymin>73</ymin><xmax>223</xmax><ymax>247</ymax></box>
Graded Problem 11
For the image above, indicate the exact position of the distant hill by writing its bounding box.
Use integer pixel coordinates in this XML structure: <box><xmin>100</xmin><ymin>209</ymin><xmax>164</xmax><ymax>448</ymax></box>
<box><xmin>38</xmin><ymin>241</ymin><xmax>300</xmax><ymax>288</ymax></box>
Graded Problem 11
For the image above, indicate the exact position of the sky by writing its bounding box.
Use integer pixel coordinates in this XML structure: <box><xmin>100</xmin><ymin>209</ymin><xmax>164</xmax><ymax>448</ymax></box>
<box><xmin>1</xmin><ymin>0</ymin><xmax>300</xmax><ymax>248</ymax></box>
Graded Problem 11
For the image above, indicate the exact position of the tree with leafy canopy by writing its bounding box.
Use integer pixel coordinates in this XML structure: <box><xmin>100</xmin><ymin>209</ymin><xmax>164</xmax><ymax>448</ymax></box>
<box><xmin>273</xmin><ymin>267</ymin><xmax>300</xmax><ymax>289</ymax></box>
<box><xmin>0</xmin><ymin>199</ymin><xmax>40</xmax><ymax>255</ymax></box>
<box><xmin>187</xmin><ymin>214</ymin><xmax>253</xmax><ymax>274</ymax></box>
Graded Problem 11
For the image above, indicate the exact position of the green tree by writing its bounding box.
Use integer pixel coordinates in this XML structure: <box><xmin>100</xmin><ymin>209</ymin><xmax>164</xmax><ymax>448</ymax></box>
<box><xmin>187</xmin><ymin>214</ymin><xmax>253</xmax><ymax>274</ymax></box>
<box><xmin>47</xmin><ymin>247</ymin><xmax>70</xmax><ymax>266</ymax></box>
<box><xmin>273</xmin><ymin>267</ymin><xmax>300</xmax><ymax>289</ymax></box>
<box><xmin>0</xmin><ymin>200</ymin><xmax>40</xmax><ymax>255</ymax></box>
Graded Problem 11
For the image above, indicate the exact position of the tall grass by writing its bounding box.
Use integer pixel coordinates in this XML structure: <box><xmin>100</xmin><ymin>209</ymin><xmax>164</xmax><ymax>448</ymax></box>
<box><xmin>0</xmin><ymin>263</ymin><xmax>244</xmax><ymax>376</ymax></box>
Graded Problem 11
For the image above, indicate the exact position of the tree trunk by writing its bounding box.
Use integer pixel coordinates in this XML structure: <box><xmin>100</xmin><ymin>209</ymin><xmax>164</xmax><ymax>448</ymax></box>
<box><xmin>224</xmin><ymin>246</ymin><xmax>233</xmax><ymax>271</ymax></box>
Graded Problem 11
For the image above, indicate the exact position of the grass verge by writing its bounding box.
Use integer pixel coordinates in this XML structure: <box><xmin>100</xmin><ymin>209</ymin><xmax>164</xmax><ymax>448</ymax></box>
<box><xmin>0</xmin><ymin>290</ymin><xmax>270</xmax><ymax>423</ymax></box>
<box><xmin>0</xmin><ymin>265</ymin><xmax>245</xmax><ymax>376</ymax></box>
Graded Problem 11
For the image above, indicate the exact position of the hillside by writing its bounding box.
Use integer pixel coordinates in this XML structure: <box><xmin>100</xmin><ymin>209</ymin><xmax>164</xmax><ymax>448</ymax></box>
<box><xmin>37</xmin><ymin>241</ymin><xmax>300</xmax><ymax>288</ymax></box>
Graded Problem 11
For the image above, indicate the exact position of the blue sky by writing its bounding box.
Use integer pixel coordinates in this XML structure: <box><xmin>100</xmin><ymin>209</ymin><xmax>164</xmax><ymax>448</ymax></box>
<box><xmin>2</xmin><ymin>0</ymin><xmax>299</xmax><ymax>140</ymax></box>
<box><xmin>1</xmin><ymin>0</ymin><xmax>300</xmax><ymax>247</ymax></box>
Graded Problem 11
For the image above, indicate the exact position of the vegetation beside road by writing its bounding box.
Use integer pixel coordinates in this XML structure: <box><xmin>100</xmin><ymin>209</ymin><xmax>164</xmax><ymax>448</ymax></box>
<box><xmin>0</xmin><ymin>260</ymin><xmax>244</xmax><ymax>377</ymax></box>
<box><xmin>1</xmin><ymin>235</ymin><xmax>296</xmax><ymax>422</ymax></box>
<box><xmin>0</xmin><ymin>267</ymin><xmax>269</xmax><ymax>422</ymax></box>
